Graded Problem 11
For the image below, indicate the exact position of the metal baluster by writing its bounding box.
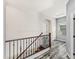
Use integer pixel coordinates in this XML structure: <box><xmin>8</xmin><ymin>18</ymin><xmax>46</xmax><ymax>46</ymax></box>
<box><xmin>33</xmin><ymin>38</ymin><xmax>34</xmax><ymax>53</ymax></box>
<box><xmin>35</xmin><ymin>37</ymin><xmax>36</xmax><ymax>53</ymax></box>
<box><xmin>36</xmin><ymin>40</ymin><xmax>37</xmax><ymax>52</ymax></box>
<box><xmin>23</xmin><ymin>40</ymin><xmax>24</xmax><ymax>59</ymax></box>
<box><xmin>20</xmin><ymin>40</ymin><xmax>22</xmax><ymax>59</ymax></box>
<box><xmin>39</xmin><ymin>37</ymin><xmax>40</xmax><ymax>51</ymax></box>
<box><xmin>28</xmin><ymin>39</ymin><xmax>30</xmax><ymax>55</ymax></box>
<box><xmin>13</xmin><ymin>41</ymin><xmax>15</xmax><ymax>59</ymax></box>
<box><xmin>9</xmin><ymin>42</ymin><xmax>11</xmax><ymax>59</ymax></box>
<box><xmin>17</xmin><ymin>40</ymin><xmax>18</xmax><ymax>58</ymax></box>
<box><xmin>26</xmin><ymin>39</ymin><xmax>27</xmax><ymax>57</ymax></box>
<box><xmin>31</xmin><ymin>38</ymin><xmax>32</xmax><ymax>55</ymax></box>
<box><xmin>29</xmin><ymin>39</ymin><xmax>30</xmax><ymax>55</ymax></box>
<box><xmin>31</xmin><ymin>38</ymin><xmax>32</xmax><ymax>54</ymax></box>
<box><xmin>30</xmin><ymin>39</ymin><xmax>31</xmax><ymax>55</ymax></box>
<box><xmin>34</xmin><ymin>38</ymin><xmax>36</xmax><ymax>53</ymax></box>
<box><xmin>37</xmin><ymin>37</ymin><xmax>39</xmax><ymax>51</ymax></box>
<box><xmin>36</xmin><ymin>37</ymin><xmax>38</xmax><ymax>52</ymax></box>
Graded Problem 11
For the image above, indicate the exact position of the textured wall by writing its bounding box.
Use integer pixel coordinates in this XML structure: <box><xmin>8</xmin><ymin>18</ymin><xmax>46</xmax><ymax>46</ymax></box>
<box><xmin>66</xmin><ymin>0</ymin><xmax>75</xmax><ymax>59</ymax></box>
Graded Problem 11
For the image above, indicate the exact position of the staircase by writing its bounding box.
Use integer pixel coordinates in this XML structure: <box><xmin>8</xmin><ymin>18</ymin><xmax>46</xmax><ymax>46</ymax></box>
<box><xmin>5</xmin><ymin>33</ymin><xmax>51</xmax><ymax>59</ymax></box>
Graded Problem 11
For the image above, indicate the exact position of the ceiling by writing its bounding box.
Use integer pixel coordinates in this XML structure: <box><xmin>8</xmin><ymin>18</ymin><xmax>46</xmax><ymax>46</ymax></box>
<box><xmin>6</xmin><ymin>0</ymin><xmax>56</xmax><ymax>12</ymax></box>
<box><xmin>39</xmin><ymin>0</ymin><xmax>68</xmax><ymax>18</ymax></box>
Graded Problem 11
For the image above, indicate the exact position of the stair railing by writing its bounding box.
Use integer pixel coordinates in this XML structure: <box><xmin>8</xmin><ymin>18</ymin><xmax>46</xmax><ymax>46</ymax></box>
<box><xmin>5</xmin><ymin>33</ymin><xmax>51</xmax><ymax>59</ymax></box>
<box><xmin>16</xmin><ymin>33</ymin><xmax>43</xmax><ymax>59</ymax></box>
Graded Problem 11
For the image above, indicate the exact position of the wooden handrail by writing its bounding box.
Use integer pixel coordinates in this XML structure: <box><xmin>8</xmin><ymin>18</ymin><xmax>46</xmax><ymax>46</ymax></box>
<box><xmin>5</xmin><ymin>34</ymin><xmax>48</xmax><ymax>42</ymax></box>
<box><xmin>16</xmin><ymin>33</ymin><xmax>43</xmax><ymax>59</ymax></box>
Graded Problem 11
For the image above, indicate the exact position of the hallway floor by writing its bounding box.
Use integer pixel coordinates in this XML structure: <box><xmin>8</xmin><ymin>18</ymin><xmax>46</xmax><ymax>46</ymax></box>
<box><xmin>50</xmin><ymin>40</ymin><xmax>69</xmax><ymax>59</ymax></box>
<box><xmin>35</xmin><ymin>40</ymin><xmax>69</xmax><ymax>59</ymax></box>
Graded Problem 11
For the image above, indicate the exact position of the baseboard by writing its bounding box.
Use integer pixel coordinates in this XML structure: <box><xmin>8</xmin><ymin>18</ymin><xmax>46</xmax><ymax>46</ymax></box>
<box><xmin>54</xmin><ymin>40</ymin><xmax>66</xmax><ymax>43</ymax></box>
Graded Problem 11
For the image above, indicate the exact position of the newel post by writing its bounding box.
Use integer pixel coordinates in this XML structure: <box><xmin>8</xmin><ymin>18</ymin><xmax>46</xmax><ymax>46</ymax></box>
<box><xmin>49</xmin><ymin>33</ymin><xmax>51</xmax><ymax>48</ymax></box>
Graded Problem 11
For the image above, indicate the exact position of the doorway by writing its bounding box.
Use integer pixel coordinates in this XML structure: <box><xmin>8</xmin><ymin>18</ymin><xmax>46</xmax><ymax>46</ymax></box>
<box><xmin>56</xmin><ymin>16</ymin><xmax>66</xmax><ymax>42</ymax></box>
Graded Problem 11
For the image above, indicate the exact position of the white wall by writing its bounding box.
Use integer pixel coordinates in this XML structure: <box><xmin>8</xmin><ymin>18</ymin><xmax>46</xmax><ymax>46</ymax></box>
<box><xmin>6</xmin><ymin>4</ymin><xmax>43</xmax><ymax>40</ymax></box>
<box><xmin>66</xmin><ymin>0</ymin><xmax>75</xmax><ymax>59</ymax></box>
